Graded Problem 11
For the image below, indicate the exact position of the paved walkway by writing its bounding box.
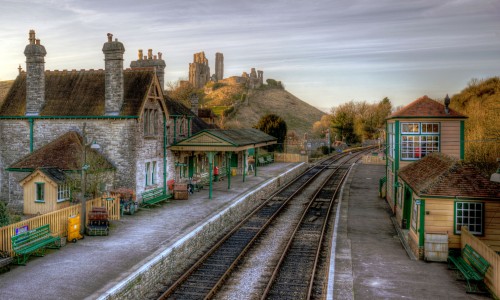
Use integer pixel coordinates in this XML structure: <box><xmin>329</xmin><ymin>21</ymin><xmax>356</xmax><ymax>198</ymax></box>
<box><xmin>334</xmin><ymin>163</ymin><xmax>489</xmax><ymax>299</ymax></box>
<box><xmin>0</xmin><ymin>162</ymin><xmax>299</xmax><ymax>300</ymax></box>
<box><xmin>1</xmin><ymin>162</ymin><xmax>492</xmax><ymax>300</ymax></box>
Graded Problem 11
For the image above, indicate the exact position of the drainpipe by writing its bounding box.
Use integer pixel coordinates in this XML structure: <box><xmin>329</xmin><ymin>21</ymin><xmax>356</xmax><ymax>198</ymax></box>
<box><xmin>163</xmin><ymin>114</ymin><xmax>167</xmax><ymax>195</ymax></box>
<box><xmin>173</xmin><ymin>116</ymin><xmax>177</xmax><ymax>143</ymax></box>
<box><xmin>227</xmin><ymin>152</ymin><xmax>231</xmax><ymax>190</ymax></box>
<box><xmin>29</xmin><ymin>118</ymin><xmax>34</xmax><ymax>152</ymax></box>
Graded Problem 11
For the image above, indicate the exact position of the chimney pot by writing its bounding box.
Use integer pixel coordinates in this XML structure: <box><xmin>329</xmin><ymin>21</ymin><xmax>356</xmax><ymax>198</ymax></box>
<box><xmin>107</xmin><ymin>33</ymin><xmax>113</xmax><ymax>42</ymax></box>
<box><xmin>138</xmin><ymin>49</ymin><xmax>143</xmax><ymax>60</ymax></box>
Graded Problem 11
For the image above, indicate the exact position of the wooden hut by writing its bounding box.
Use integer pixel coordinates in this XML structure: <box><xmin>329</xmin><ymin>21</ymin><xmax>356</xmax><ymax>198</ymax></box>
<box><xmin>397</xmin><ymin>153</ymin><xmax>500</xmax><ymax>259</ymax></box>
<box><xmin>20</xmin><ymin>168</ymin><xmax>71</xmax><ymax>215</ymax></box>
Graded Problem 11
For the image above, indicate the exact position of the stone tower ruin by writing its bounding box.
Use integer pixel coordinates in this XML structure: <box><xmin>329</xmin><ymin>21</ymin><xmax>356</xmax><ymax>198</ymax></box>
<box><xmin>215</xmin><ymin>52</ymin><xmax>224</xmax><ymax>81</ymax></box>
<box><xmin>24</xmin><ymin>30</ymin><xmax>47</xmax><ymax>116</ymax></box>
<box><xmin>102</xmin><ymin>33</ymin><xmax>125</xmax><ymax>116</ymax></box>
<box><xmin>130</xmin><ymin>49</ymin><xmax>166</xmax><ymax>90</ymax></box>
<box><xmin>189</xmin><ymin>52</ymin><xmax>210</xmax><ymax>89</ymax></box>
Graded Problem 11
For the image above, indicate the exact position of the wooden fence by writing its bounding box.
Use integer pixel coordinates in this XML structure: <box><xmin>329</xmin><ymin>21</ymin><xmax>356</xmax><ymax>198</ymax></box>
<box><xmin>461</xmin><ymin>227</ymin><xmax>500</xmax><ymax>298</ymax></box>
<box><xmin>362</xmin><ymin>154</ymin><xmax>386</xmax><ymax>165</ymax></box>
<box><xmin>0</xmin><ymin>195</ymin><xmax>119</xmax><ymax>257</ymax></box>
<box><xmin>274</xmin><ymin>153</ymin><xmax>308</xmax><ymax>163</ymax></box>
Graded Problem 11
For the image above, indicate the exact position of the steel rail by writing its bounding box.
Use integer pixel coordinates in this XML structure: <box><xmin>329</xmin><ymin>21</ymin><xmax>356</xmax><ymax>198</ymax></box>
<box><xmin>260</xmin><ymin>149</ymin><xmax>369</xmax><ymax>299</ymax></box>
<box><xmin>157</xmin><ymin>153</ymin><xmax>348</xmax><ymax>300</ymax></box>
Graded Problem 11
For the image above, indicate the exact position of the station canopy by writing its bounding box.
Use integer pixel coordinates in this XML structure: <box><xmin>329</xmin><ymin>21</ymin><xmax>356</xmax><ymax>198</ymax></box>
<box><xmin>168</xmin><ymin>128</ymin><xmax>277</xmax><ymax>152</ymax></box>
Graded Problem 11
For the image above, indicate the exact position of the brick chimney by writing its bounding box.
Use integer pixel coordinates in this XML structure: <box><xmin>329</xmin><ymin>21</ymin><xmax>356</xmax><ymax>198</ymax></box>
<box><xmin>189</xmin><ymin>94</ymin><xmax>199</xmax><ymax>116</ymax></box>
<box><xmin>130</xmin><ymin>48</ymin><xmax>166</xmax><ymax>91</ymax></box>
<box><xmin>24</xmin><ymin>30</ymin><xmax>47</xmax><ymax>116</ymax></box>
<box><xmin>102</xmin><ymin>33</ymin><xmax>125</xmax><ymax>116</ymax></box>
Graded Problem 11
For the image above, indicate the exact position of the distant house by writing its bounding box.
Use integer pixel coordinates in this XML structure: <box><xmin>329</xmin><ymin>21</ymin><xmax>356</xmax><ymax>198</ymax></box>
<box><xmin>385</xmin><ymin>96</ymin><xmax>468</xmax><ymax>229</ymax></box>
<box><xmin>397</xmin><ymin>153</ymin><xmax>500</xmax><ymax>259</ymax></box>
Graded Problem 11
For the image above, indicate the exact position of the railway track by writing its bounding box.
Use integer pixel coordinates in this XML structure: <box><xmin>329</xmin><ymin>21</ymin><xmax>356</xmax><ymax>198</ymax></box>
<box><xmin>156</xmin><ymin>148</ymin><xmax>372</xmax><ymax>300</ymax></box>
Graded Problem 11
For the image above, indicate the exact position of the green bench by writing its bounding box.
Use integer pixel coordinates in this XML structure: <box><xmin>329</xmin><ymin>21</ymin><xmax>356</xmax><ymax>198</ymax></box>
<box><xmin>11</xmin><ymin>224</ymin><xmax>60</xmax><ymax>265</ymax></box>
<box><xmin>448</xmin><ymin>244</ymin><xmax>490</xmax><ymax>293</ymax></box>
<box><xmin>140</xmin><ymin>187</ymin><xmax>172</xmax><ymax>207</ymax></box>
<box><xmin>265</xmin><ymin>155</ymin><xmax>274</xmax><ymax>164</ymax></box>
<box><xmin>257</xmin><ymin>156</ymin><xmax>267</xmax><ymax>166</ymax></box>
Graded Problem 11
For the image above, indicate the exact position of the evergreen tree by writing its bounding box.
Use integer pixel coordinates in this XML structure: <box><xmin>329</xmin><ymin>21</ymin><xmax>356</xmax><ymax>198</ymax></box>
<box><xmin>255</xmin><ymin>114</ymin><xmax>287</xmax><ymax>152</ymax></box>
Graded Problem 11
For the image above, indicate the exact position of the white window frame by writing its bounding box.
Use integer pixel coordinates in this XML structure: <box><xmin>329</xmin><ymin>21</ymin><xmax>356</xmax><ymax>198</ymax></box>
<box><xmin>400</xmin><ymin>122</ymin><xmax>440</xmax><ymax>160</ymax></box>
<box><xmin>411</xmin><ymin>199</ymin><xmax>418</xmax><ymax>231</ymax></box>
<box><xmin>455</xmin><ymin>202</ymin><xmax>484</xmax><ymax>235</ymax></box>
<box><xmin>401</xmin><ymin>122</ymin><xmax>420</xmax><ymax>134</ymax></box>
<box><xmin>57</xmin><ymin>183</ymin><xmax>71</xmax><ymax>202</ymax></box>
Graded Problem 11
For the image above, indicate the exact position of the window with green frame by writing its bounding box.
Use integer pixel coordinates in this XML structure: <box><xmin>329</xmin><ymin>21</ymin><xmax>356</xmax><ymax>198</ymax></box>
<box><xmin>401</xmin><ymin>122</ymin><xmax>439</xmax><ymax>160</ymax></box>
<box><xmin>35</xmin><ymin>182</ymin><xmax>45</xmax><ymax>202</ymax></box>
<box><xmin>145</xmin><ymin>162</ymin><xmax>150</xmax><ymax>186</ymax></box>
<box><xmin>455</xmin><ymin>202</ymin><xmax>484</xmax><ymax>235</ymax></box>
<box><xmin>388</xmin><ymin>123</ymin><xmax>395</xmax><ymax>158</ymax></box>
<box><xmin>151</xmin><ymin>161</ymin><xmax>156</xmax><ymax>185</ymax></box>
<box><xmin>411</xmin><ymin>199</ymin><xmax>418</xmax><ymax>231</ymax></box>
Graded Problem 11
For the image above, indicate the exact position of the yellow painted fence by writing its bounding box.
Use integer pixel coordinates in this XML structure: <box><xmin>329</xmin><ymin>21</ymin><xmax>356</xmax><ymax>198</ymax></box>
<box><xmin>461</xmin><ymin>227</ymin><xmax>500</xmax><ymax>298</ymax></box>
<box><xmin>274</xmin><ymin>153</ymin><xmax>308</xmax><ymax>163</ymax></box>
<box><xmin>0</xmin><ymin>195</ymin><xmax>120</xmax><ymax>257</ymax></box>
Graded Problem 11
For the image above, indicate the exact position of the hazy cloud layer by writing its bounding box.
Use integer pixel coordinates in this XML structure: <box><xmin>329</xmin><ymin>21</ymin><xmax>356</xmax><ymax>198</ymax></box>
<box><xmin>0</xmin><ymin>0</ymin><xmax>499</xmax><ymax>108</ymax></box>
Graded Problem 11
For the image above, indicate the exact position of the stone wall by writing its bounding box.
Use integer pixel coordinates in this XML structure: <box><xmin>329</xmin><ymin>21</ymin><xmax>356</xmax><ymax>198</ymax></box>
<box><xmin>98</xmin><ymin>162</ymin><xmax>308</xmax><ymax>300</ymax></box>
<box><xmin>0</xmin><ymin>118</ymin><xmax>141</xmax><ymax>208</ymax></box>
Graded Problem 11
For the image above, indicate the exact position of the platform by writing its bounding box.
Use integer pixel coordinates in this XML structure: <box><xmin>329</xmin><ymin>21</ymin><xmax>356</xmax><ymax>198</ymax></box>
<box><xmin>0</xmin><ymin>162</ymin><xmax>301</xmax><ymax>300</ymax></box>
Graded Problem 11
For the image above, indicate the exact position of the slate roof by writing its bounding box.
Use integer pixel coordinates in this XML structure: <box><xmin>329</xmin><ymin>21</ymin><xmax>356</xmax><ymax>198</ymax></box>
<box><xmin>206</xmin><ymin>128</ymin><xmax>277</xmax><ymax>146</ymax></box>
<box><xmin>0</xmin><ymin>69</ymin><xmax>154</xmax><ymax>117</ymax></box>
<box><xmin>9</xmin><ymin>131</ymin><xmax>115</xmax><ymax>171</ymax></box>
<box><xmin>398</xmin><ymin>153</ymin><xmax>500</xmax><ymax>199</ymax></box>
<box><xmin>37</xmin><ymin>167</ymin><xmax>67</xmax><ymax>184</ymax></box>
<box><xmin>388</xmin><ymin>96</ymin><xmax>467</xmax><ymax>119</ymax></box>
<box><xmin>164</xmin><ymin>97</ymin><xmax>214</xmax><ymax>134</ymax></box>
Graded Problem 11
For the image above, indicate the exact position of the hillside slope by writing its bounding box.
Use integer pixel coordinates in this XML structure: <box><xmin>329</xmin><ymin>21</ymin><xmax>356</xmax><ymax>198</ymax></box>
<box><xmin>450</xmin><ymin>77</ymin><xmax>500</xmax><ymax>174</ymax></box>
<box><xmin>0</xmin><ymin>80</ymin><xmax>14</xmax><ymax>107</ymax></box>
<box><xmin>222</xmin><ymin>88</ymin><xmax>325</xmax><ymax>136</ymax></box>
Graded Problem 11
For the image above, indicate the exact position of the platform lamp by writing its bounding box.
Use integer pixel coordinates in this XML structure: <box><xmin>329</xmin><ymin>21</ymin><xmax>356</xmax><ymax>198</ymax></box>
<box><xmin>80</xmin><ymin>122</ymin><xmax>101</xmax><ymax>236</ymax></box>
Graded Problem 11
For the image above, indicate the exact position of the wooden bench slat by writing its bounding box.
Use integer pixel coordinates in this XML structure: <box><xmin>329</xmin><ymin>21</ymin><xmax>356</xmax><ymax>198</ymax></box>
<box><xmin>11</xmin><ymin>224</ymin><xmax>60</xmax><ymax>265</ymax></box>
<box><xmin>141</xmin><ymin>187</ymin><xmax>172</xmax><ymax>207</ymax></box>
<box><xmin>448</xmin><ymin>244</ymin><xmax>490</xmax><ymax>294</ymax></box>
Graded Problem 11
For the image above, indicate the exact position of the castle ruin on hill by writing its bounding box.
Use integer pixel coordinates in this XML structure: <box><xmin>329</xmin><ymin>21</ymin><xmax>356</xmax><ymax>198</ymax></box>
<box><xmin>187</xmin><ymin>51</ymin><xmax>264</xmax><ymax>89</ymax></box>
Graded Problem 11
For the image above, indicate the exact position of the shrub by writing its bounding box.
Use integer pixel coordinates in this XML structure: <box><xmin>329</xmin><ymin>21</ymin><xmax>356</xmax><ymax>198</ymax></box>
<box><xmin>0</xmin><ymin>201</ymin><xmax>11</xmax><ymax>226</ymax></box>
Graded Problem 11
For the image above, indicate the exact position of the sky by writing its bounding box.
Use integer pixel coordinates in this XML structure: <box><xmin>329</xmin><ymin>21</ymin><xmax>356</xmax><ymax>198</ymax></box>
<box><xmin>0</xmin><ymin>0</ymin><xmax>499</xmax><ymax>111</ymax></box>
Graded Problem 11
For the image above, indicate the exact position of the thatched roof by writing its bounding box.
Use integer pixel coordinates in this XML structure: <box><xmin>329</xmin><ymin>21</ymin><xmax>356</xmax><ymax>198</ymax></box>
<box><xmin>9</xmin><ymin>131</ymin><xmax>115</xmax><ymax>171</ymax></box>
<box><xmin>0</xmin><ymin>69</ymin><xmax>154</xmax><ymax>117</ymax></box>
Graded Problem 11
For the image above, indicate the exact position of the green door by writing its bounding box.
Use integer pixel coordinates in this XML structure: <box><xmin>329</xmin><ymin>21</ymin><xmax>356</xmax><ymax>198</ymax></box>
<box><xmin>402</xmin><ymin>186</ymin><xmax>412</xmax><ymax>229</ymax></box>
<box><xmin>188</xmin><ymin>156</ymin><xmax>194</xmax><ymax>178</ymax></box>
<box><xmin>231</xmin><ymin>153</ymin><xmax>238</xmax><ymax>168</ymax></box>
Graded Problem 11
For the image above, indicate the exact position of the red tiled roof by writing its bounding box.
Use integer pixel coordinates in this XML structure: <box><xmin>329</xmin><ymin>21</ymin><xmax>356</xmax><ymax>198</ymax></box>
<box><xmin>398</xmin><ymin>153</ymin><xmax>500</xmax><ymax>199</ymax></box>
<box><xmin>388</xmin><ymin>96</ymin><xmax>467</xmax><ymax>119</ymax></box>
<box><xmin>9</xmin><ymin>131</ymin><xmax>114</xmax><ymax>171</ymax></box>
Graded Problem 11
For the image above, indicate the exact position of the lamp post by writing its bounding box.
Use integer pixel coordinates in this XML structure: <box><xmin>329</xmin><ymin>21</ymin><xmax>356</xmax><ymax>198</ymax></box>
<box><xmin>80</xmin><ymin>123</ymin><xmax>101</xmax><ymax>236</ymax></box>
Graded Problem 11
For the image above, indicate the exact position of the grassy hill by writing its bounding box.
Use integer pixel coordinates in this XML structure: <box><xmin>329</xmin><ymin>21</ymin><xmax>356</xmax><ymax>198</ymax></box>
<box><xmin>450</xmin><ymin>77</ymin><xmax>500</xmax><ymax>175</ymax></box>
<box><xmin>203</xmin><ymin>83</ymin><xmax>325</xmax><ymax>136</ymax></box>
<box><xmin>0</xmin><ymin>80</ymin><xmax>14</xmax><ymax>107</ymax></box>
